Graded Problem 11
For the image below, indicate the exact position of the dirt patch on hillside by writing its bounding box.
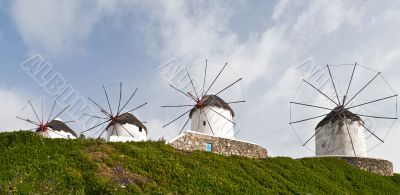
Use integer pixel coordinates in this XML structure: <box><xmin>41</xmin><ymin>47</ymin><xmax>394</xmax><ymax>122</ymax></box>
<box><xmin>85</xmin><ymin>144</ymin><xmax>151</xmax><ymax>188</ymax></box>
<box><xmin>97</xmin><ymin>164</ymin><xmax>150</xmax><ymax>187</ymax></box>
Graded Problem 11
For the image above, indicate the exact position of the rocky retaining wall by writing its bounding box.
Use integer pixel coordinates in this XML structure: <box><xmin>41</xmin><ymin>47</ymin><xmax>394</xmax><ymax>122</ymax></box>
<box><xmin>169</xmin><ymin>131</ymin><xmax>267</xmax><ymax>158</ymax></box>
<box><xmin>302</xmin><ymin>156</ymin><xmax>394</xmax><ymax>176</ymax></box>
<box><xmin>338</xmin><ymin>156</ymin><xmax>393</xmax><ymax>176</ymax></box>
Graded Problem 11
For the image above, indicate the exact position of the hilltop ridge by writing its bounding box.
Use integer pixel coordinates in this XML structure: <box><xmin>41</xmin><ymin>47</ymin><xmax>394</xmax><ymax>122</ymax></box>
<box><xmin>0</xmin><ymin>131</ymin><xmax>399</xmax><ymax>194</ymax></box>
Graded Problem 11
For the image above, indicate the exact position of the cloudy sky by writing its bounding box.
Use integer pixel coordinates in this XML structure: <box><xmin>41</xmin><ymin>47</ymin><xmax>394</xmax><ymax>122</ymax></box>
<box><xmin>1</xmin><ymin>0</ymin><xmax>400</xmax><ymax>171</ymax></box>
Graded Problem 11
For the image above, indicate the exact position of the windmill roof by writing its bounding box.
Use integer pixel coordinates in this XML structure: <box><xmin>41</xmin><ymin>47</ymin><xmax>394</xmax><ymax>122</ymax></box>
<box><xmin>36</xmin><ymin>119</ymin><xmax>78</xmax><ymax>137</ymax></box>
<box><xmin>106</xmin><ymin>112</ymin><xmax>147</xmax><ymax>132</ymax></box>
<box><xmin>316</xmin><ymin>106</ymin><xmax>362</xmax><ymax>129</ymax></box>
<box><xmin>189</xmin><ymin>95</ymin><xmax>234</xmax><ymax>118</ymax></box>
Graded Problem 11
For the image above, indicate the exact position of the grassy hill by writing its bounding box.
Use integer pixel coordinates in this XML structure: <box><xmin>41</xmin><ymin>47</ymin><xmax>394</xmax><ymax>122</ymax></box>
<box><xmin>0</xmin><ymin>131</ymin><xmax>399</xmax><ymax>194</ymax></box>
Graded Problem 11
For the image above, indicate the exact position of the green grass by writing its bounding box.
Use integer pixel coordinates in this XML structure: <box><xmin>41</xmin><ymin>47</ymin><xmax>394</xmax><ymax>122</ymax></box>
<box><xmin>0</xmin><ymin>131</ymin><xmax>399</xmax><ymax>194</ymax></box>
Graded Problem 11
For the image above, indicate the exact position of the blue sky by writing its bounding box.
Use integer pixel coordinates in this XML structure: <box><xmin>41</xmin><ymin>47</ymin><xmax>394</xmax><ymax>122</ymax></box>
<box><xmin>1</xmin><ymin>0</ymin><xmax>400</xmax><ymax>172</ymax></box>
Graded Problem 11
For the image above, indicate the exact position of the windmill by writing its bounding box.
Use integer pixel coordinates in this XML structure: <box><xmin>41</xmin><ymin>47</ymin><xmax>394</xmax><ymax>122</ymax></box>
<box><xmin>82</xmin><ymin>83</ymin><xmax>148</xmax><ymax>142</ymax></box>
<box><xmin>290</xmin><ymin>63</ymin><xmax>397</xmax><ymax>157</ymax></box>
<box><xmin>16</xmin><ymin>96</ymin><xmax>76</xmax><ymax>139</ymax></box>
<box><xmin>162</xmin><ymin>60</ymin><xmax>245</xmax><ymax>139</ymax></box>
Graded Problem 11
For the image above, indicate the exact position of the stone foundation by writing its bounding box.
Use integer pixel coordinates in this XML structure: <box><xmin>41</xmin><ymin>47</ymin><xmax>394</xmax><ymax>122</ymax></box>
<box><xmin>302</xmin><ymin>156</ymin><xmax>393</xmax><ymax>176</ymax></box>
<box><xmin>338</xmin><ymin>156</ymin><xmax>393</xmax><ymax>176</ymax></box>
<box><xmin>168</xmin><ymin>131</ymin><xmax>267</xmax><ymax>158</ymax></box>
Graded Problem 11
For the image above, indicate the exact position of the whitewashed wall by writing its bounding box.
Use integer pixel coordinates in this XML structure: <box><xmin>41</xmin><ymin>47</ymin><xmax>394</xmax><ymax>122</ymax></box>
<box><xmin>39</xmin><ymin>129</ymin><xmax>76</xmax><ymax>139</ymax></box>
<box><xmin>315</xmin><ymin>119</ymin><xmax>367</xmax><ymax>157</ymax></box>
<box><xmin>190</xmin><ymin>106</ymin><xmax>235</xmax><ymax>139</ymax></box>
<box><xmin>106</xmin><ymin>123</ymin><xmax>147</xmax><ymax>142</ymax></box>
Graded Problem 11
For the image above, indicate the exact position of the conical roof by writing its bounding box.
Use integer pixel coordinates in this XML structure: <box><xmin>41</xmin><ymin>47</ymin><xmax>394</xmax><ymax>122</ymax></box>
<box><xmin>36</xmin><ymin>119</ymin><xmax>77</xmax><ymax>137</ymax></box>
<box><xmin>316</xmin><ymin>106</ymin><xmax>362</xmax><ymax>129</ymax></box>
<box><xmin>189</xmin><ymin>95</ymin><xmax>234</xmax><ymax>118</ymax></box>
<box><xmin>106</xmin><ymin>112</ymin><xmax>147</xmax><ymax>132</ymax></box>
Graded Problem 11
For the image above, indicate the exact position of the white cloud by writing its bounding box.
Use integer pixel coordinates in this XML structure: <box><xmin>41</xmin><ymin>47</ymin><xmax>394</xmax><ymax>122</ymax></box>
<box><xmin>261</xmin><ymin>68</ymin><xmax>299</xmax><ymax>107</ymax></box>
<box><xmin>294</xmin><ymin>1</ymin><xmax>356</xmax><ymax>34</ymax></box>
<box><xmin>272</xmin><ymin>0</ymin><xmax>290</xmax><ymax>21</ymax></box>
<box><xmin>140</xmin><ymin>0</ymin><xmax>366</xmax><ymax>86</ymax></box>
<box><xmin>146</xmin><ymin>118</ymin><xmax>179</xmax><ymax>142</ymax></box>
<box><xmin>146</xmin><ymin>1</ymin><xmax>237</xmax><ymax>62</ymax></box>
<box><xmin>0</xmin><ymin>88</ymin><xmax>28</xmax><ymax>131</ymax></box>
<box><xmin>9</xmin><ymin>0</ymin><xmax>117</xmax><ymax>56</ymax></box>
<box><xmin>139</xmin><ymin>1</ymin><xmax>291</xmax><ymax>86</ymax></box>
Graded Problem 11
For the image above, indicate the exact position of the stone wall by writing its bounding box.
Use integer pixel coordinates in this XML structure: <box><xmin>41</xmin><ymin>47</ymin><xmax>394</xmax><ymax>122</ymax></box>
<box><xmin>169</xmin><ymin>131</ymin><xmax>267</xmax><ymax>158</ymax></box>
<box><xmin>338</xmin><ymin>156</ymin><xmax>393</xmax><ymax>176</ymax></box>
<box><xmin>299</xmin><ymin>156</ymin><xmax>393</xmax><ymax>176</ymax></box>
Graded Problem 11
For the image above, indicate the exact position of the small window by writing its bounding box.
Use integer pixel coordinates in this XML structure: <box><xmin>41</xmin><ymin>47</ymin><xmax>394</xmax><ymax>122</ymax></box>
<box><xmin>206</xmin><ymin>143</ymin><xmax>212</xmax><ymax>152</ymax></box>
<box><xmin>139</xmin><ymin>127</ymin><xmax>143</xmax><ymax>132</ymax></box>
<box><xmin>203</xmin><ymin>121</ymin><xmax>206</xmax><ymax>126</ymax></box>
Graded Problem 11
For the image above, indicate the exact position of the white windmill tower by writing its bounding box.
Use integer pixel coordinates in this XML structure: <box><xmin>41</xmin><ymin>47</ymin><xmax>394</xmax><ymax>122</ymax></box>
<box><xmin>40</xmin><ymin>118</ymin><xmax>77</xmax><ymax>139</ymax></box>
<box><xmin>314</xmin><ymin>106</ymin><xmax>368</xmax><ymax>156</ymax></box>
<box><xmin>290</xmin><ymin>63</ymin><xmax>398</xmax><ymax>157</ymax></box>
<box><xmin>105</xmin><ymin>112</ymin><xmax>147</xmax><ymax>142</ymax></box>
<box><xmin>16</xmin><ymin>96</ymin><xmax>77</xmax><ymax>139</ymax></box>
<box><xmin>82</xmin><ymin>83</ymin><xmax>148</xmax><ymax>142</ymax></box>
<box><xmin>188</xmin><ymin>95</ymin><xmax>235</xmax><ymax>138</ymax></box>
<box><xmin>162</xmin><ymin>60</ymin><xmax>245</xmax><ymax>139</ymax></box>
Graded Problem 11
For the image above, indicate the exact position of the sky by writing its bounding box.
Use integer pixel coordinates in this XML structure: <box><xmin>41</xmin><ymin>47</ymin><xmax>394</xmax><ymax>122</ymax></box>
<box><xmin>1</xmin><ymin>0</ymin><xmax>400</xmax><ymax>172</ymax></box>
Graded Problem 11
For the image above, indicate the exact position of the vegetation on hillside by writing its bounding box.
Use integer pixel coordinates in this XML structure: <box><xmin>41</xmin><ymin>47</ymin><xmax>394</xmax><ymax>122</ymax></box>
<box><xmin>0</xmin><ymin>131</ymin><xmax>399</xmax><ymax>194</ymax></box>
